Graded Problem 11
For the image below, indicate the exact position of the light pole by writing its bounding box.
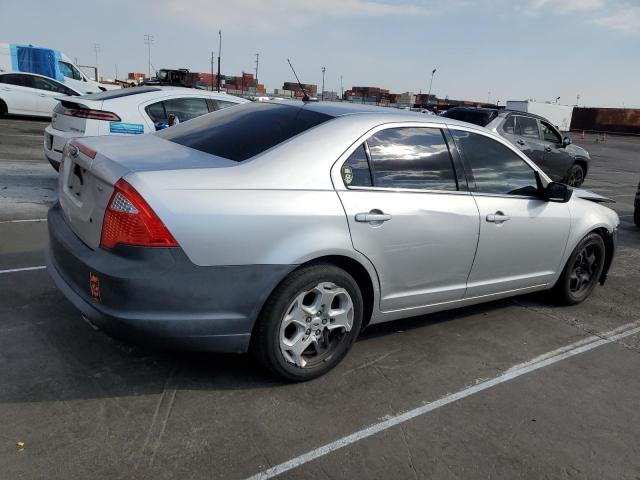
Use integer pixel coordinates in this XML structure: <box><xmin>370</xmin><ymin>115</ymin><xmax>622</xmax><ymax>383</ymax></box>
<box><xmin>217</xmin><ymin>30</ymin><xmax>222</xmax><ymax>92</ymax></box>
<box><xmin>427</xmin><ymin>68</ymin><xmax>436</xmax><ymax>107</ymax></box>
<box><xmin>255</xmin><ymin>53</ymin><xmax>260</xmax><ymax>87</ymax></box>
<box><xmin>143</xmin><ymin>34</ymin><xmax>154</xmax><ymax>79</ymax></box>
<box><xmin>340</xmin><ymin>75</ymin><xmax>343</xmax><ymax>100</ymax></box>
<box><xmin>321</xmin><ymin>66</ymin><xmax>326</xmax><ymax>101</ymax></box>
<box><xmin>93</xmin><ymin>43</ymin><xmax>100</xmax><ymax>81</ymax></box>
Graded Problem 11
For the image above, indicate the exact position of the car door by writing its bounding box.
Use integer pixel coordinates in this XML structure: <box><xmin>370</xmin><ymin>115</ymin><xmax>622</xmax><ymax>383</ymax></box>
<box><xmin>512</xmin><ymin>115</ymin><xmax>546</xmax><ymax>166</ymax></box>
<box><xmin>335</xmin><ymin>125</ymin><xmax>480</xmax><ymax>312</ymax></box>
<box><xmin>0</xmin><ymin>74</ymin><xmax>38</xmax><ymax>114</ymax></box>
<box><xmin>450</xmin><ymin>127</ymin><xmax>570</xmax><ymax>298</ymax></box>
<box><xmin>539</xmin><ymin>120</ymin><xmax>573</xmax><ymax>182</ymax></box>
<box><xmin>31</xmin><ymin>76</ymin><xmax>72</xmax><ymax>115</ymax></box>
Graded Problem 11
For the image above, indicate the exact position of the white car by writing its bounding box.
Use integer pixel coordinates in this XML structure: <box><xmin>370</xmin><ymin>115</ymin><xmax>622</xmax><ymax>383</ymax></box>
<box><xmin>44</xmin><ymin>86</ymin><xmax>249</xmax><ymax>170</ymax></box>
<box><xmin>0</xmin><ymin>71</ymin><xmax>81</xmax><ymax>117</ymax></box>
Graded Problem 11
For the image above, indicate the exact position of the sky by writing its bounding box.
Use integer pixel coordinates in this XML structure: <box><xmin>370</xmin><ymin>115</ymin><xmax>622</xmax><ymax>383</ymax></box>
<box><xmin>1</xmin><ymin>0</ymin><xmax>639</xmax><ymax>107</ymax></box>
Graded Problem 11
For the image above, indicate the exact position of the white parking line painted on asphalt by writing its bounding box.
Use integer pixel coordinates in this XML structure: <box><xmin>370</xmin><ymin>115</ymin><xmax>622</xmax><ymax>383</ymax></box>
<box><xmin>0</xmin><ymin>218</ymin><xmax>47</xmax><ymax>224</ymax></box>
<box><xmin>0</xmin><ymin>265</ymin><xmax>46</xmax><ymax>274</ymax></box>
<box><xmin>246</xmin><ymin>321</ymin><xmax>640</xmax><ymax>480</ymax></box>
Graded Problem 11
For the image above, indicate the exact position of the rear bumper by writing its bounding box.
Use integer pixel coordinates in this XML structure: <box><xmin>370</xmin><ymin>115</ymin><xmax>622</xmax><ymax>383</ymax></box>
<box><xmin>43</xmin><ymin>125</ymin><xmax>77</xmax><ymax>169</ymax></box>
<box><xmin>46</xmin><ymin>203</ymin><xmax>295</xmax><ymax>352</ymax></box>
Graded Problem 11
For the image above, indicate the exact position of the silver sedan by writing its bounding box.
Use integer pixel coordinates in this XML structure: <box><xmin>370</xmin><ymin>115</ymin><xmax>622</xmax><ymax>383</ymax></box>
<box><xmin>46</xmin><ymin>101</ymin><xmax>619</xmax><ymax>381</ymax></box>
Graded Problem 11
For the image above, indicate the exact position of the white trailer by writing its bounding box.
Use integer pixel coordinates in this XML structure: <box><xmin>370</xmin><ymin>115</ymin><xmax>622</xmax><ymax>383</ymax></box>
<box><xmin>506</xmin><ymin>100</ymin><xmax>574</xmax><ymax>132</ymax></box>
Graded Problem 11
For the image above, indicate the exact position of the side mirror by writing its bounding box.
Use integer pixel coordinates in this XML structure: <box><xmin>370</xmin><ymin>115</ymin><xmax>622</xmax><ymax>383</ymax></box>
<box><xmin>562</xmin><ymin>136</ymin><xmax>572</xmax><ymax>147</ymax></box>
<box><xmin>545</xmin><ymin>181</ymin><xmax>573</xmax><ymax>203</ymax></box>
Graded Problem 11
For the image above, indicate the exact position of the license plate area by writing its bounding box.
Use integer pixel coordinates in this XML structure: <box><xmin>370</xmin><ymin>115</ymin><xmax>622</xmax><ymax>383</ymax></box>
<box><xmin>66</xmin><ymin>161</ymin><xmax>88</xmax><ymax>203</ymax></box>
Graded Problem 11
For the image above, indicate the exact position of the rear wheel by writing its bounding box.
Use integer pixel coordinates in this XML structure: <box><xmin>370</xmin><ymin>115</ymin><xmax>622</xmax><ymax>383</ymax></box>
<box><xmin>566</xmin><ymin>164</ymin><xmax>585</xmax><ymax>187</ymax></box>
<box><xmin>0</xmin><ymin>100</ymin><xmax>7</xmax><ymax>117</ymax></box>
<box><xmin>552</xmin><ymin>233</ymin><xmax>605</xmax><ymax>305</ymax></box>
<box><xmin>251</xmin><ymin>263</ymin><xmax>363</xmax><ymax>381</ymax></box>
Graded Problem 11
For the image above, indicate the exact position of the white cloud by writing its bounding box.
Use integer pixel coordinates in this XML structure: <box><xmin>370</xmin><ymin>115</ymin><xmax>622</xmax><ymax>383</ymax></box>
<box><xmin>154</xmin><ymin>0</ymin><xmax>454</xmax><ymax>30</ymax></box>
<box><xmin>528</xmin><ymin>0</ymin><xmax>605</xmax><ymax>14</ymax></box>
<box><xmin>594</xmin><ymin>5</ymin><xmax>640</xmax><ymax>33</ymax></box>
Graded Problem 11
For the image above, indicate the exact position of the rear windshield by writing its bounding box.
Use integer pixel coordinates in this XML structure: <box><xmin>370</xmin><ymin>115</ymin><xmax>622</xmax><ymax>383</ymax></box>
<box><xmin>443</xmin><ymin>109</ymin><xmax>498</xmax><ymax>127</ymax></box>
<box><xmin>157</xmin><ymin>102</ymin><xmax>333</xmax><ymax>161</ymax></box>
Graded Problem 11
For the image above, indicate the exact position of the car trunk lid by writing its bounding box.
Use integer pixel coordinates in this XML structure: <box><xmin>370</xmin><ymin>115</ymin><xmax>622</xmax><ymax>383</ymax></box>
<box><xmin>58</xmin><ymin>134</ymin><xmax>235</xmax><ymax>249</ymax></box>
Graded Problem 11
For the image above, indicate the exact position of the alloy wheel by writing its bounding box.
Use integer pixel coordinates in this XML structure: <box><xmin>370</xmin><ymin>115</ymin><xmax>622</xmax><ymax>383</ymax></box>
<box><xmin>567</xmin><ymin>167</ymin><xmax>584</xmax><ymax>187</ymax></box>
<box><xmin>569</xmin><ymin>244</ymin><xmax>601</xmax><ymax>295</ymax></box>
<box><xmin>279</xmin><ymin>282</ymin><xmax>354</xmax><ymax>368</ymax></box>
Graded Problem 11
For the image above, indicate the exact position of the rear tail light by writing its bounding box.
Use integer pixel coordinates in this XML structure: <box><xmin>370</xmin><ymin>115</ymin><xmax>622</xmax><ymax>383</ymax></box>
<box><xmin>100</xmin><ymin>179</ymin><xmax>178</xmax><ymax>249</ymax></box>
<box><xmin>55</xmin><ymin>103</ymin><xmax>121</xmax><ymax>121</ymax></box>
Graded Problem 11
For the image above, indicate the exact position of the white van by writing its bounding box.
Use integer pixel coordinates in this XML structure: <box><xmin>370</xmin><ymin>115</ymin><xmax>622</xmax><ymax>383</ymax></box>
<box><xmin>0</xmin><ymin>43</ymin><xmax>106</xmax><ymax>94</ymax></box>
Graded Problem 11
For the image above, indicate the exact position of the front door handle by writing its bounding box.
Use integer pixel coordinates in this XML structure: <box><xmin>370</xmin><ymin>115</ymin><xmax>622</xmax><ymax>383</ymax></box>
<box><xmin>516</xmin><ymin>140</ymin><xmax>526</xmax><ymax>146</ymax></box>
<box><xmin>486</xmin><ymin>211</ymin><xmax>511</xmax><ymax>223</ymax></box>
<box><xmin>545</xmin><ymin>146</ymin><xmax>552</xmax><ymax>152</ymax></box>
<box><xmin>38</xmin><ymin>93</ymin><xmax>47</xmax><ymax>97</ymax></box>
<box><xmin>355</xmin><ymin>212</ymin><xmax>392</xmax><ymax>223</ymax></box>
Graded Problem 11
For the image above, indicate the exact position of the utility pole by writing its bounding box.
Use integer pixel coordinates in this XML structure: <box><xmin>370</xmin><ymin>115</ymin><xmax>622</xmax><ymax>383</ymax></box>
<box><xmin>321</xmin><ymin>66</ymin><xmax>326</xmax><ymax>101</ymax></box>
<box><xmin>93</xmin><ymin>43</ymin><xmax>100</xmax><ymax>81</ymax></box>
<box><xmin>340</xmin><ymin>75</ymin><xmax>343</xmax><ymax>100</ymax></box>
<box><xmin>427</xmin><ymin>68</ymin><xmax>436</xmax><ymax>107</ymax></box>
<box><xmin>211</xmin><ymin>51</ymin><xmax>219</xmax><ymax>92</ymax></box>
<box><xmin>143</xmin><ymin>34</ymin><xmax>154</xmax><ymax>79</ymax></box>
<box><xmin>217</xmin><ymin>30</ymin><xmax>222</xmax><ymax>92</ymax></box>
<box><xmin>115</xmin><ymin>64</ymin><xmax>118</xmax><ymax>81</ymax></box>
<box><xmin>255</xmin><ymin>53</ymin><xmax>259</xmax><ymax>86</ymax></box>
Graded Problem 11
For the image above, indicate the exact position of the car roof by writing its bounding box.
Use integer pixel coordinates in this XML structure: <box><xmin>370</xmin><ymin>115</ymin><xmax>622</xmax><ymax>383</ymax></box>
<box><xmin>446</xmin><ymin>106</ymin><xmax>553</xmax><ymax>123</ymax></box>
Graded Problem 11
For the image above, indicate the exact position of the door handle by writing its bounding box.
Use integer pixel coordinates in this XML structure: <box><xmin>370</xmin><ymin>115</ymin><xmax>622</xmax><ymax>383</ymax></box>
<box><xmin>486</xmin><ymin>211</ymin><xmax>510</xmax><ymax>223</ymax></box>
<box><xmin>545</xmin><ymin>146</ymin><xmax>552</xmax><ymax>152</ymax></box>
<box><xmin>516</xmin><ymin>140</ymin><xmax>526</xmax><ymax>146</ymax></box>
<box><xmin>38</xmin><ymin>93</ymin><xmax>47</xmax><ymax>97</ymax></box>
<box><xmin>355</xmin><ymin>212</ymin><xmax>392</xmax><ymax>223</ymax></box>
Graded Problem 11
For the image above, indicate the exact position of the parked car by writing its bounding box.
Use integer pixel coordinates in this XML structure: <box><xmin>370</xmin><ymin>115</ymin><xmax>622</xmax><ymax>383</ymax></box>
<box><xmin>44</xmin><ymin>86</ymin><xmax>248</xmax><ymax>170</ymax></box>
<box><xmin>46</xmin><ymin>102</ymin><xmax>618</xmax><ymax>381</ymax></box>
<box><xmin>443</xmin><ymin>107</ymin><xmax>590</xmax><ymax>187</ymax></box>
<box><xmin>0</xmin><ymin>71</ymin><xmax>80</xmax><ymax>117</ymax></box>
<box><xmin>635</xmin><ymin>180</ymin><xmax>640</xmax><ymax>227</ymax></box>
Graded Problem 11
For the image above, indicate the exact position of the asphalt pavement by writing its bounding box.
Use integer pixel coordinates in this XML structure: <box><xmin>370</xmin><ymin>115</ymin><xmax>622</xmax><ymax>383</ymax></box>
<box><xmin>0</xmin><ymin>119</ymin><xmax>639</xmax><ymax>479</ymax></box>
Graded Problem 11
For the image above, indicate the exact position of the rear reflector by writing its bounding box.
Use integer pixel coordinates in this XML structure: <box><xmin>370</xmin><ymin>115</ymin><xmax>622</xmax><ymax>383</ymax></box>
<box><xmin>100</xmin><ymin>179</ymin><xmax>178</xmax><ymax>249</ymax></box>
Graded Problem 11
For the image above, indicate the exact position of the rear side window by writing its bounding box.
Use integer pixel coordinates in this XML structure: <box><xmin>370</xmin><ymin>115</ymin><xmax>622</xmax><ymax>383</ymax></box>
<box><xmin>0</xmin><ymin>74</ymin><xmax>31</xmax><ymax>87</ymax></box>
<box><xmin>452</xmin><ymin>130</ymin><xmax>538</xmax><ymax>196</ymax></box>
<box><xmin>163</xmin><ymin>97</ymin><xmax>209</xmax><ymax>122</ymax></box>
<box><xmin>502</xmin><ymin>116</ymin><xmax>515</xmax><ymax>134</ymax></box>
<box><xmin>516</xmin><ymin>116</ymin><xmax>539</xmax><ymax>139</ymax></box>
<box><xmin>367</xmin><ymin>127</ymin><xmax>457</xmax><ymax>191</ymax></box>
<box><xmin>213</xmin><ymin>99</ymin><xmax>239</xmax><ymax>110</ymax></box>
<box><xmin>341</xmin><ymin>144</ymin><xmax>372</xmax><ymax>187</ymax></box>
<box><xmin>158</xmin><ymin>102</ymin><xmax>332</xmax><ymax>162</ymax></box>
<box><xmin>146</xmin><ymin>101</ymin><xmax>166</xmax><ymax>123</ymax></box>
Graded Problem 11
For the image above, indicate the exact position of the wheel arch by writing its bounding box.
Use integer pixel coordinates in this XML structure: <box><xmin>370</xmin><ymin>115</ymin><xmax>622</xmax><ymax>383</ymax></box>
<box><xmin>590</xmin><ymin>226</ymin><xmax>615</xmax><ymax>285</ymax></box>
<box><xmin>574</xmin><ymin>157</ymin><xmax>589</xmax><ymax>176</ymax></box>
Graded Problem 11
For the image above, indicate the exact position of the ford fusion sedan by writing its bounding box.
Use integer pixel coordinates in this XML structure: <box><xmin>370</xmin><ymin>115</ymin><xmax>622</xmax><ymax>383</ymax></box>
<box><xmin>44</xmin><ymin>86</ymin><xmax>248</xmax><ymax>170</ymax></box>
<box><xmin>46</xmin><ymin>102</ymin><xmax>618</xmax><ymax>381</ymax></box>
<box><xmin>443</xmin><ymin>107</ymin><xmax>590</xmax><ymax>187</ymax></box>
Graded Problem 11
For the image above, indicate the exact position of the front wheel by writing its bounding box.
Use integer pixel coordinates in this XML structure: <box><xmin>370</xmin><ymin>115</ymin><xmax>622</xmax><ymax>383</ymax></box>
<box><xmin>552</xmin><ymin>233</ymin><xmax>605</xmax><ymax>305</ymax></box>
<box><xmin>251</xmin><ymin>264</ymin><xmax>363</xmax><ymax>381</ymax></box>
<box><xmin>566</xmin><ymin>164</ymin><xmax>585</xmax><ymax>187</ymax></box>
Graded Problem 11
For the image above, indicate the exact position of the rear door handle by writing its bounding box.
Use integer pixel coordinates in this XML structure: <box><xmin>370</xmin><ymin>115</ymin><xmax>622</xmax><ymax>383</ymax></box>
<box><xmin>545</xmin><ymin>146</ymin><xmax>552</xmax><ymax>152</ymax></box>
<box><xmin>355</xmin><ymin>212</ymin><xmax>392</xmax><ymax>223</ymax></box>
<box><xmin>486</xmin><ymin>211</ymin><xmax>510</xmax><ymax>223</ymax></box>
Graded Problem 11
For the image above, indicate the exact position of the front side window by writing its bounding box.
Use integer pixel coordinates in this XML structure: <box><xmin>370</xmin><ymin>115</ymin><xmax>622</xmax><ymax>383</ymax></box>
<box><xmin>541</xmin><ymin>121</ymin><xmax>561</xmax><ymax>144</ymax></box>
<box><xmin>367</xmin><ymin>127</ymin><xmax>457</xmax><ymax>191</ymax></box>
<box><xmin>58</xmin><ymin>61</ymin><xmax>82</xmax><ymax>80</ymax></box>
<box><xmin>516</xmin><ymin>116</ymin><xmax>540</xmax><ymax>139</ymax></box>
<box><xmin>341</xmin><ymin>144</ymin><xmax>372</xmax><ymax>187</ymax></box>
<box><xmin>163</xmin><ymin>97</ymin><xmax>210</xmax><ymax>122</ymax></box>
<box><xmin>452</xmin><ymin>130</ymin><xmax>538</xmax><ymax>196</ymax></box>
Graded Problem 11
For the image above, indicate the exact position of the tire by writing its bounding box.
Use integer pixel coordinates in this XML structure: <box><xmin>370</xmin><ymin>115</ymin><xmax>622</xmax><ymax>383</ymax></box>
<box><xmin>0</xmin><ymin>100</ymin><xmax>7</xmax><ymax>117</ymax></box>
<box><xmin>552</xmin><ymin>233</ymin><xmax>606</xmax><ymax>305</ymax></box>
<box><xmin>251</xmin><ymin>263</ymin><xmax>363</xmax><ymax>381</ymax></box>
<box><xmin>634</xmin><ymin>205</ymin><xmax>640</xmax><ymax>228</ymax></box>
<box><xmin>566</xmin><ymin>164</ymin><xmax>585</xmax><ymax>187</ymax></box>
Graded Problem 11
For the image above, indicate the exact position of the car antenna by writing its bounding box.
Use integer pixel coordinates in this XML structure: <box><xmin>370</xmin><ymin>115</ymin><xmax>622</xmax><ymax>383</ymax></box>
<box><xmin>287</xmin><ymin>58</ymin><xmax>310</xmax><ymax>102</ymax></box>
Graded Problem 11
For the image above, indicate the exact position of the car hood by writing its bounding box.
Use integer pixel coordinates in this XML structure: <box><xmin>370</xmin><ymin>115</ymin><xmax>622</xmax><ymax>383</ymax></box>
<box><xmin>572</xmin><ymin>188</ymin><xmax>614</xmax><ymax>203</ymax></box>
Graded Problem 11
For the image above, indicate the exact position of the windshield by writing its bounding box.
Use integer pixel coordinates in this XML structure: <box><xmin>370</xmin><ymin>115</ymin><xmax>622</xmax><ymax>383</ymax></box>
<box><xmin>158</xmin><ymin>102</ymin><xmax>333</xmax><ymax>162</ymax></box>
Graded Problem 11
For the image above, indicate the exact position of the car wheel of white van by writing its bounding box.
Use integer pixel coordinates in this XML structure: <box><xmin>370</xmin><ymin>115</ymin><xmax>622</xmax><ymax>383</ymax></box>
<box><xmin>252</xmin><ymin>263</ymin><xmax>363</xmax><ymax>381</ymax></box>
<box><xmin>552</xmin><ymin>233</ymin><xmax>605</xmax><ymax>305</ymax></box>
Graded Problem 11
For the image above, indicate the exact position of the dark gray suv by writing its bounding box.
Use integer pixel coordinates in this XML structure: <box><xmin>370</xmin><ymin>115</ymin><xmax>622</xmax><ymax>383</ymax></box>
<box><xmin>443</xmin><ymin>107</ymin><xmax>590</xmax><ymax>187</ymax></box>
